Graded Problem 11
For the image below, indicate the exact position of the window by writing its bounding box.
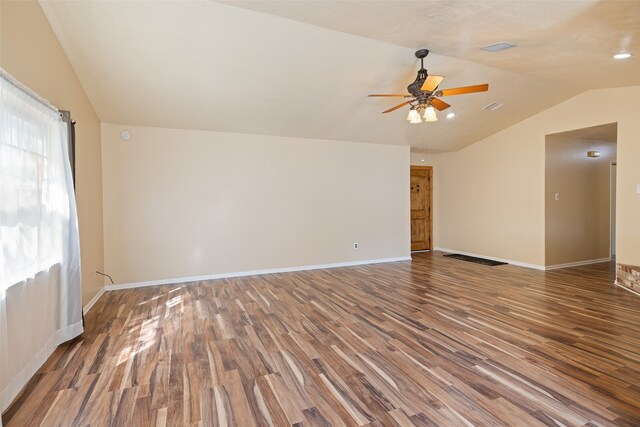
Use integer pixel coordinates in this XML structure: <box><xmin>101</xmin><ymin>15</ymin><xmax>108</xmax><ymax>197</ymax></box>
<box><xmin>1</xmin><ymin>70</ymin><xmax>83</xmax><ymax>418</ymax></box>
<box><xmin>0</xmin><ymin>75</ymin><xmax>73</xmax><ymax>289</ymax></box>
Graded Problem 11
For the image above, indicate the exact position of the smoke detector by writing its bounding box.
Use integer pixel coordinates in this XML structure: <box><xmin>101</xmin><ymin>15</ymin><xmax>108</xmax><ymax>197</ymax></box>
<box><xmin>120</xmin><ymin>130</ymin><xmax>132</xmax><ymax>141</ymax></box>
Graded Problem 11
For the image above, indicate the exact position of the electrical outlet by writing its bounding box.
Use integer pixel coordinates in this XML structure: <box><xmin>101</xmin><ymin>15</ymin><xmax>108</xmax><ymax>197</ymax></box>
<box><xmin>353</xmin><ymin>242</ymin><xmax>359</xmax><ymax>249</ymax></box>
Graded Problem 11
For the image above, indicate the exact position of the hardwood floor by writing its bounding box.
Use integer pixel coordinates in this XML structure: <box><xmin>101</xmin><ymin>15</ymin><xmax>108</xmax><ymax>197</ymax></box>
<box><xmin>3</xmin><ymin>252</ymin><xmax>640</xmax><ymax>426</ymax></box>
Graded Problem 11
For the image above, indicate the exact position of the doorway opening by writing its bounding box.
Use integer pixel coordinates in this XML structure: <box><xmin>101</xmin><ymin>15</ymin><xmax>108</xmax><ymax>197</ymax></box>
<box><xmin>410</xmin><ymin>165</ymin><xmax>432</xmax><ymax>252</ymax></box>
<box><xmin>544</xmin><ymin>123</ymin><xmax>617</xmax><ymax>268</ymax></box>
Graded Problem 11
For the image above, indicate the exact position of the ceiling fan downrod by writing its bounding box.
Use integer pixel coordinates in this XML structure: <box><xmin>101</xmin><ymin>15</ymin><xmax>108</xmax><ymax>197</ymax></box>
<box><xmin>407</xmin><ymin>49</ymin><xmax>431</xmax><ymax>97</ymax></box>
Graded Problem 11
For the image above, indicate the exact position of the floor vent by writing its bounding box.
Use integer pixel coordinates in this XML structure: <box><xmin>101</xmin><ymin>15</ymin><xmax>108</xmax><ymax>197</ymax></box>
<box><xmin>444</xmin><ymin>253</ymin><xmax>508</xmax><ymax>266</ymax></box>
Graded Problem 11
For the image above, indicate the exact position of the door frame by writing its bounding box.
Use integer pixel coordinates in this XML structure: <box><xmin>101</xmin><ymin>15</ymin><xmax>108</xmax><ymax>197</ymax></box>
<box><xmin>410</xmin><ymin>165</ymin><xmax>433</xmax><ymax>251</ymax></box>
<box><xmin>610</xmin><ymin>161</ymin><xmax>616</xmax><ymax>258</ymax></box>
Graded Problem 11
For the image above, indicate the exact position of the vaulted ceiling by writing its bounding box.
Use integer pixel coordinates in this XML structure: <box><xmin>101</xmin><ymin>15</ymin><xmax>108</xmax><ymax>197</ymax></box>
<box><xmin>40</xmin><ymin>0</ymin><xmax>640</xmax><ymax>152</ymax></box>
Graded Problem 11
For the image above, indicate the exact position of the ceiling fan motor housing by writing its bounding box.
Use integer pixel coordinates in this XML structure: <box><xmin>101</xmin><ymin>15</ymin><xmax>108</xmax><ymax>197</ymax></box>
<box><xmin>408</xmin><ymin>68</ymin><xmax>429</xmax><ymax>98</ymax></box>
<box><xmin>408</xmin><ymin>49</ymin><xmax>433</xmax><ymax>104</ymax></box>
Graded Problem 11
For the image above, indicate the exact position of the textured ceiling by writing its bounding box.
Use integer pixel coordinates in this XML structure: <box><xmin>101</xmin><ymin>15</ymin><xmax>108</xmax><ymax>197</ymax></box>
<box><xmin>224</xmin><ymin>1</ymin><xmax>640</xmax><ymax>90</ymax></box>
<box><xmin>40</xmin><ymin>0</ymin><xmax>640</xmax><ymax>152</ymax></box>
<box><xmin>550</xmin><ymin>122</ymin><xmax>618</xmax><ymax>143</ymax></box>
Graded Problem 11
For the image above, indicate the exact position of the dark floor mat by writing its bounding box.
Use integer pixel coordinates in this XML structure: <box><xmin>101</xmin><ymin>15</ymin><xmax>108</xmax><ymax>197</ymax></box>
<box><xmin>444</xmin><ymin>253</ymin><xmax>508</xmax><ymax>266</ymax></box>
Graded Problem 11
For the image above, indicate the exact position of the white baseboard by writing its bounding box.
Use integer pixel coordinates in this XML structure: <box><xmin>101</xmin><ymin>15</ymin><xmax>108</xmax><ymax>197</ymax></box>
<box><xmin>434</xmin><ymin>247</ymin><xmax>545</xmax><ymax>270</ymax></box>
<box><xmin>614</xmin><ymin>280</ymin><xmax>640</xmax><ymax>297</ymax></box>
<box><xmin>103</xmin><ymin>256</ymin><xmax>412</xmax><ymax>291</ymax></box>
<box><xmin>83</xmin><ymin>286</ymin><xmax>105</xmax><ymax>313</ymax></box>
<box><xmin>434</xmin><ymin>248</ymin><xmax>611</xmax><ymax>271</ymax></box>
<box><xmin>544</xmin><ymin>257</ymin><xmax>611</xmax><ymax>270</ymax></box>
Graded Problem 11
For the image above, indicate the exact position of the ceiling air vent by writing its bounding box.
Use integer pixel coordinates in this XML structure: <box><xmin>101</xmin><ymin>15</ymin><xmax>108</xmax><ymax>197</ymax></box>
<box><xmin>482</xmin><ymin>101</ymin><xmax>504</xmax><ymax>111</ymax></box>
<box><xmin>481</xmin><ymin>42</ymin><xmax>516</xmax><ymax>52</ymax></box>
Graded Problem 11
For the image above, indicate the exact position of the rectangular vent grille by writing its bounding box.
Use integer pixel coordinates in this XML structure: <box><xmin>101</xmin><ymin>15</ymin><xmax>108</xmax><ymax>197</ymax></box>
<box><xmin>481</xmin><ymin>42</ymin><xmax>516</xmax><ymax>52</ymax></box>
<box><xmin>482</xmin><ymin>101</ymin><xmax>504</xmax><ymax>111</ymax></box>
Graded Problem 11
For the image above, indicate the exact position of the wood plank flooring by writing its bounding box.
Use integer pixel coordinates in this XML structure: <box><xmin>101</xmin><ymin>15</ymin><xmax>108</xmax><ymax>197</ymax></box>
<box><xmin>4</xmin><ymin>252</ymin><xmax>640</xmax><ymax>426</ymax></box>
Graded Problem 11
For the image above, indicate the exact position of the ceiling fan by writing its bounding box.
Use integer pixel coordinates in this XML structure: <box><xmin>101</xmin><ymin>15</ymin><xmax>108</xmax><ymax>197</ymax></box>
<box><xmin>368</xmin><ymin>49</ymin><xmax>489</xmax><ymax>123</ymax></box>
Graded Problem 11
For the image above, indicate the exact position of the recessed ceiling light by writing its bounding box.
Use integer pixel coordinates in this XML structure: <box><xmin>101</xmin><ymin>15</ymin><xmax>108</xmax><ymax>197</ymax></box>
<box><xmin>446</xmin><ymin>112</ymin><xmax>456</xmax><ymax>119</ymax></box>
<box><xmin>481</xmin><ymin>42</ymin><xmax>516</xmax><ymax>52</ymax></box>
<box><xmin>613</xmin><ymin>52</ymin><xmax>632</xmax><ymax>60</ymax></box>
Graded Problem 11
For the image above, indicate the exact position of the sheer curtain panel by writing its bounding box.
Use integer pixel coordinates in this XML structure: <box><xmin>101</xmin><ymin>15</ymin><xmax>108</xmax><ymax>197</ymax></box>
<box><xmin>0</xmin><ymin>69</ymin><xmax>83</xmax><ymax>421</ymax></box>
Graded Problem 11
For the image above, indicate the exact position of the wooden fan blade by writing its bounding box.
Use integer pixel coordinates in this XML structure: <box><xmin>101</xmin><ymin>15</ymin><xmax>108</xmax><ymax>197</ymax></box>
<box><xmin>431</xmin><ymin>98</ymin><xmax>451</xmax><ymax>111</ymax></box>
<box><xmin>421</xmin><ymin>75</ymin><xmax>444</xmax><ymax>92</ymax></box>
<box><xmin>382</xmin><ymin>100</ymin><xmax>412</xmax><ymax>114</ymax></box>
<box><xmin>439</xmin><ymin>84</ymin><xmax>489</xmax><ymax>96</ymax></box>
<box><xmin>368</xmin><ymin>94</ymin><xmax>412</xmax><ymax>97</ymax></box>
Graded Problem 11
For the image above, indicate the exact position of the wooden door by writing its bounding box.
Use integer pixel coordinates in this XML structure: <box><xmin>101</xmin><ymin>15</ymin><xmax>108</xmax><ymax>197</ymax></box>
<box><xmin>410</xmin><ymin>166</ymin><xmax>432</xmax><ymax>251</ymax></box>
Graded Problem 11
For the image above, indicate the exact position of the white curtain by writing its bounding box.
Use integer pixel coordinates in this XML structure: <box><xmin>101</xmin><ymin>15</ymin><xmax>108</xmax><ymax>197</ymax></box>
<box><xmin>0</xmin><ymin>70</ymin><xmax>83</xmax><ymax>422</ymax></box>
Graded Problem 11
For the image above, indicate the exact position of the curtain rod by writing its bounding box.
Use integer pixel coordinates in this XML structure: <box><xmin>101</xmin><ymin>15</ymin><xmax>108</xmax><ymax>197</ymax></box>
<box><xmin>1</xmin><ymin>67</ymin><xmax>60</xmax><ymax>114</ymax></box>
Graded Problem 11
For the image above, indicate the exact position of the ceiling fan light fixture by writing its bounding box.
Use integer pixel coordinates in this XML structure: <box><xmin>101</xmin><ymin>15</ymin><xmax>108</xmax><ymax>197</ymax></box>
<box><xmin>423</xmin><ymin>106</ymin><xmax>438</xmax><ymax>122</ymax></box>
<box><xmin>407</xmin><ymin>108</ymin><xmax>421</xmax><ymax>122</ymax></box>
<box><xmin>446</xmin><ymin>112</ymin><xmax>456</xmax><ymax>119</ymax></box>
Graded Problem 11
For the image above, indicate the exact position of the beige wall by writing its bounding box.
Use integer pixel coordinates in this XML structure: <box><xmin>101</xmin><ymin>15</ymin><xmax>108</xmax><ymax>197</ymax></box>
<box><xmin>1</xmin><ymin>1</ymin><xmax>104</xmax><ymax>305</ymax></box>
<box><xmin>434</xmin><ymin>125</ymin><xmax>545</xmax><ymax>265</ymax></box>
<box><xmin>101</xmin><ymin>124</ymin><xmax>410</xmax><ymax>285</ymax></box>
<box><xmin>425</xmin><ymin>86</ymin><xmax>640</xmax><ymax>269</ymax></box>
<box><xmin>545</xmin><ymin>136</ymin><xmax>616</xmax><ymax>266</ymax></box>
